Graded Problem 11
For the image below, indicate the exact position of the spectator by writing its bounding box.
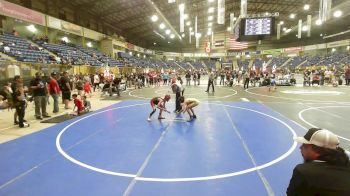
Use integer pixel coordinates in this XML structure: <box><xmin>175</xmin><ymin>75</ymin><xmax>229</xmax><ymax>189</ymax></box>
<box><xmin>13</xmin><ymin>82</ymin><xmax>29</xmax><ymax>128</ymax></box>
<box><xmin>205</xmin><ymin>71</ymin><xmax>215</xmax><ymax>93</ymax></box>
<box><xmin>47</xmin><ymin>72</ymin><xmax>60</xmax><ymax>114</ymax></box>
<box><xmin>72</xmin><ymin>94</ymin><xmax>84</xmax><ymax>115</ymax></box>
<box><xmin>345</xmin><ymin>67</ymin><xmax>350</xmax><ymax>85</ymax></box>
<box><xmin>287</xmin><ymin>128</ymin><xmax>350</xmax><ymax>195</ymax></box>
<box><xmin>59</xmin><ymin>71</ymin><xmax>71</xmax><ymax>109</ymax></box>
<box><xmin>30</xmin><ymin>72</ymin><xmax>50</xmax><ymax>120</ymax></box>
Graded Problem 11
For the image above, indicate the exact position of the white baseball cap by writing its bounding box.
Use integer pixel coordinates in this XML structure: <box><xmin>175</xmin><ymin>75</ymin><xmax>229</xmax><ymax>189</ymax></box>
<box><xmin>294</xmin><ymin>128</ymin><xmax>339</xmax><ymax>149</ymax></box>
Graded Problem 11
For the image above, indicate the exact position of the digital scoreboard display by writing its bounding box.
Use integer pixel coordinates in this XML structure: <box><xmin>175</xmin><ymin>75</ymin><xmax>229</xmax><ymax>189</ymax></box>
<box><xmin>244</xmin><ymin>17</ymin><xmax>272</xmax><ymax>36</ymax></box>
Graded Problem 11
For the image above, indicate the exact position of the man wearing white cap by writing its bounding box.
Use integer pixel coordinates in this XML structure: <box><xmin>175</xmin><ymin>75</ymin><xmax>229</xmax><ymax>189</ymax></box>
<box><xmin>286</xmin><ymin>128</ymin><xmax>350</xmax><ymax>196</ymax></box>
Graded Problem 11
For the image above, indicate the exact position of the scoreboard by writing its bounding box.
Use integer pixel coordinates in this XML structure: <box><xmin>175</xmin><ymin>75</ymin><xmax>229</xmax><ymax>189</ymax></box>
<box><xmin>237</xmin><ymin>17</ymin><xmax>275</xmax><ymax>41</ymax></box>
<box><xmin>245</xmin><ymin>18</ymin><xmax>272</xmax><ymax>35</ymax></box>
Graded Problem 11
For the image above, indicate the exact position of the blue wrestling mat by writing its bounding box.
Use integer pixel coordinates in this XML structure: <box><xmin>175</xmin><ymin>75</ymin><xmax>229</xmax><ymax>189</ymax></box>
<box><xmin>0</xmin><ymin>100</ymin><xmax>307</xmax><ymax>196</ymax></box>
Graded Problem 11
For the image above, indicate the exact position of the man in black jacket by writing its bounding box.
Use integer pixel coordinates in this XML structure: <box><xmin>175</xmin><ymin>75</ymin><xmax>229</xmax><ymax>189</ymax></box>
<box><xmin>287</xmin><ymin>128</ymin><xmax>350</xmax><ymax>196</ymax></box>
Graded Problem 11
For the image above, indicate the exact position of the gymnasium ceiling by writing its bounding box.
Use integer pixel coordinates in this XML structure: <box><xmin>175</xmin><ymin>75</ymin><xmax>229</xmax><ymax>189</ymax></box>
<box><xmin>8</xmin><ymin>0</ymin><xmax>350</xmax><ymax>51</ymax></box>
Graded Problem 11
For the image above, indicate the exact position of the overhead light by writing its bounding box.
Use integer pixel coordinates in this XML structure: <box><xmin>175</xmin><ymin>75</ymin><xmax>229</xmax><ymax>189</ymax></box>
<box><xmin>236</xmin><ymin>55</ymin><xmax>240</xmax><ymax>58</ymax></box>
<box><xmin>153</xmin><ymin>42</ymin><xmax>157</xmax><ymax>45</ymax></box>
<box><xmin>208</xmin><ymin>0</ymin><xmax>214</xmax><ymax>2</ymax></box>
<box><xmin>283</xmin><ymin>27</ymin><xmax>287</xmax><ymax>31</ymax></box>
<box><xmin>315</xmin><ymin>19</ymin><xmax>322</xmax><ymax>26</ymax></box>
<box><xmin>196</xmin><ymin>33</ymin><xmax>202</xmax><ymax>38</ymax></box>
<box><xmin>190</xmin><ymin>32</ymin><xmax>195</xmax><ymax>35</ymax></box>
<box><xmin>286</xmin><ymin>29</ymin><xmax>292</xmax><ymax>33</ymax></box>
<box><xmin>159</xmin><ymin>23</ymin><xmax>165</xmax><ymax>29</ymax></box>
<box><xmin>279</xmin><ymin>21</ymin><xmax>284</xmax><ymax>25</ymax></box>
<box><xmin>290</xmin><ymin>14</ymin><xmax>296</xmax><ymax>19</ymax></box>
<box><xmin>181</xmin><ymin>33</ymin><xmax>185</xmax><ymax>37</ymax></box>
<box><xmin>265</xmin><ymin>12</ymin><xmax>269</xmax><ymax>16</ymax></box>
<box><xmin>151</xmin><ymin>15</ymin><xmax>158</xmax><ymax>22</ymax></box>
<box><xmin>304</xmin><ymin>4</ymin><xmax>310</xmax><ymax>10</ymax></box>
<box><xmin>170</xmin><ymin>34</ymin><xmax>175</xmax><ymax>39</ymax></box>
<box><xmin>26</xmin><ymin>24</ymin><xmax>37</xmax><ymax>33</ymax></box>
<box><xmin>302</xmin><ymin>25</ymin><xmax>308</xmax><ymax>31</ymax></box>
<box><xmin>334</xmin><ymin>10</ymin><xmax>342</xmax><ymax>18</ymax></box>
<box><xmin>137</xmin><ymin>53</ymin><xmax>140</xmax><ymax>57</ymax></box>
<box><xmin>227</xmin><ymin>27</ymin><xmax>231</xmax><ymax>31</ymax></box>
<box><xmin>331</xmin><ymin>48</ymin><xmax>336</xmax><ymax>52</ymax></box>
<box><xmin>61</xmin><ymin>36</ymin><xmax>69</xmax><ymax>43</ymax></box>
<box><xmin>207</xmin><ymin>31</ymin><xmax>212</xmax><ymax>35</ymax></box>
<box><xmin>129</xmin><ymin>52</ymin><xmax>132</xmax><ymax>55</ymax></box>
<box><xmin>208</xmin><ymin>27</ymin><xmax>212</xmax><ymax>32</ymax></box>
<box><xmin>168</xmin><ymin>41</ymin><xmax>171</xmax><ymax>44</ymax></box>
<box><xmin>179</xmin><ymin>3</ymin><xmax>185</xmax><ymax>9</ymax></box>
<box><xmin>208</xmin><ymin>7</ymin><xmax>214</xmax><ymax>13</ymax></box>
<box><xmin>86</xmin><ymin>42</ymin><xmax>92</xmax><ymax>48</ymax></box>
<box><xmin>208</xmin><ymin>16</ymin><xmax>213</xmax><ymax>21</ymax></box>
<box><xmin>184</xmin><ymin>14</ymin><xmax>189</xmax><ymax>20</ymax></box>
<box><xmin>186</xmin><ymin>21</ymin><xmax>191</xmax><ymax>26</ymax></box>
<box><xmin>208</xmin><ymin>22</ymin><xmax>212</xmax><ymax>27</ymax></box>
<box><xmin>143</xmin><ymin>55</ymin><xmax>146</xmax><ymax>58</ymax></box>
<box><xmin>233</xmin><ymin>17</ymin><xmax>237</xmax><ymax>21</ymax></box>
<box><xmin>320</xmin><ymin>34</ymin><xmax>323</xmax><ymax>37</ymax></box>
<box><xmin>347</xmin><ymin>46</ymin><xmax>350</xmax><ymax>50</ymax></box>
<box><xmin>165</xmin><ymin>29</ymin><xmax>171</xmax><ymax>34</ymax></box>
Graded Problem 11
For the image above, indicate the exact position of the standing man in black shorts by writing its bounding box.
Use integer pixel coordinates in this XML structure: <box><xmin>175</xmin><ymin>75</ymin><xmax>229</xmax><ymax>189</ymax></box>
<box><xmin>60</xmin><ymin>71</ymin><xmax>71</xmax><ymax>109</ymax></box>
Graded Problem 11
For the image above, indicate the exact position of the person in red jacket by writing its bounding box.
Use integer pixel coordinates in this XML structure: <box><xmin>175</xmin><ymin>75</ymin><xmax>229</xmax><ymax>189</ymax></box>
<box><xmin>72</xmin><ymin>94</ymin><xmax>85</xmax><ymax>115</ymax></box>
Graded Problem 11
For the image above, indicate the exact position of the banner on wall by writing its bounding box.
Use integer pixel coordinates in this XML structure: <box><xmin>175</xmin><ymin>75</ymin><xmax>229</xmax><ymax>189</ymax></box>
<box><xmin>61</xmin><ymin>21</ymin><xmax>82</xmax><ymax>35</ymax></box>
<box><xmin>48</xmin><ymin>16</ymin><xmax>61</xmax><ymax>30</ymax></box>
<box><xmin>283</xmin><ymin>47</ymin><xmax>303</xmax><ymax>53</ymax></box>
<box><xmin>262</xmin><ymin>49</ymin><xmax>282</xmax><ymax>55</ymax></box>
<box><xmin>0</xmin><ymin>0</ymin><xmax>44</xmax><ymax>25</ymax></box>
<box><xmin>127</xmin><ymin>43</ymin><xmax>134</xmax><ymax>50</ymax></box>
<box><xmin>214</xmin><ymin>40</ymin><xmax>225</xmax><ymax>48</ymax></box>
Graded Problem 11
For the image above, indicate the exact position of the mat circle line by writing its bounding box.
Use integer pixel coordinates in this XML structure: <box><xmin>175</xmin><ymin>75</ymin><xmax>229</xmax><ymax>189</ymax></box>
<box><xmin>56</xmin><ymin>102</ymin><xmax>298</xmax><ymax>182</ymax></box>
<box><xmin>298</xmin><ymin>105</ymin><xmax>350</xmax><ymax>143</ymax></box>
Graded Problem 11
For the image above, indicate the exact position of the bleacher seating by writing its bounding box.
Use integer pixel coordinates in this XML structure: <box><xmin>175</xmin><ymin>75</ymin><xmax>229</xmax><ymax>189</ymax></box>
<box><xmin>41</xmin><ymin>43</ymin><xmax>102</xmax><ymax>66</ymax></box>
<box><xmin>0</xmin><ymin>33</ymin><xmax>51</xmax><ymax>63</ymax></box>
<box><xmin>269</xmin><ymin>57</ymin><xmax>288</xmax><ymax>67</ymax></box>
<box><xmin>238</xmin><ymin>60</ymin><xmax>249</xmax><ymax>70</ymax></box>
<box><xmin>304</xmin><ymin>55</ymin><xmax>322</xmax><ymax>67</ymax></box>
<box><xmin>252</xmin><ymin>58</ymin><xmax>264</xmax><ymax>68</ymax></box>
<box><xmin>77</xmin><ymin>46</ymin><xmax>124</xmax><ymax>67</ymax></box>
<box><xmin>204</xmin><ymin>60</ymin><xmax>216</xmax><ymax>69</ymax></box>
<box><xmin>289</xmin><ymin>56</ymin><xmax>307</xmax><ymax>68</ymax></box>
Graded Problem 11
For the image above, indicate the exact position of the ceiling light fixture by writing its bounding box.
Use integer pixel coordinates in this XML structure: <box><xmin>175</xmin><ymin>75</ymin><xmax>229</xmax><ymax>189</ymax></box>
<box><xmin>165</xmin><ymin>29</ymin><xmax>171</xmax><ymax>34</ymax></box>
<box><xmin>304</xmin><ymin>4</ymin><xmax>310</xmax><ymax>10</ymax></box>
<box><xmin>159</xmin><ymin>23</ymin><xmax>165</xmax><ymax>29</ymax></box>
<box><xmin>290</xmin><ymin>14</ymin><xmax>295</xmax><ymax>19</ymax></box>
<box><xmin>186</xmin><ymin>21</ymin><xmax>191</xmax><ymax>26</ymax></box>
<box><xmin>279</xmin><ymin>21</ymin><xmax>284</xmax><ymax>25</ymax></box>
<box><xmin>170</xmin><ymin>34</ymin><xmax>175</xmax><ymax>39</ymax></box>
<box><xmin>208</xmin><ymin>16</ymin><xmax>213</xmax><ymax>21</ymax></box>
<box><xmin>333</xmin><ymin>10</ymin><xmax>342</xmax><ymax>18</ymax></box>
<box><xmin>151</xmin><ymin>15</ymin><xmax>158</xmax><ymax>22</ymax></box>
<box><xmin>315</xmin><ymin>19</ymin><xmax>322</xmax><ymax>26</ymax></box>
<box><xmin>208</xmin><ymin>7</ymin><xmax>214</xmax><ymax>13</ymax></box>
<box><xmin>302</xmin><ymin>25</ymin><xmax>308</xmax><ymax>31</ymax></box>
<box><xmin>208</xmin><ymin>22</ymin><xmax>212</xmax><ymax>27</ymax></box>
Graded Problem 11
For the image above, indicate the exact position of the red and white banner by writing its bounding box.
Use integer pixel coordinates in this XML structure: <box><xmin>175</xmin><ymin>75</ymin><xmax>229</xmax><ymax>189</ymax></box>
<box><xmin>205</xmin><ymin>41</ymin><xmax>211</xmax><ymax>53</ymax></box>
<box><xmin>227</xmin><ymin>36</ymin><xmax>248</xmax><ymax>50</ymax></box>
<box><xmin>0</xmin><ymin>0</ymin><xmax>44</xmax><ymax>25</ymax></box>
<box><xmin>283</xmin><ymin>47</ymin><xmax>303</xmax><ymax>53</ymax></box>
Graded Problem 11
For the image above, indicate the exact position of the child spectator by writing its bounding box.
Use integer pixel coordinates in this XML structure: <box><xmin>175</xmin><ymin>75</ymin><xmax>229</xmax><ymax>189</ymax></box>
<box><xmin>72</xmin><ymin>94</ymin><xmax>85</xmax><ymax>115</ymax></box>
<box><xmin>83</xmin><ymin>80</ymin><xmax>92</xmax><ymax>97</ymax></box>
